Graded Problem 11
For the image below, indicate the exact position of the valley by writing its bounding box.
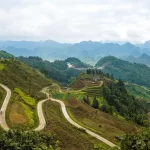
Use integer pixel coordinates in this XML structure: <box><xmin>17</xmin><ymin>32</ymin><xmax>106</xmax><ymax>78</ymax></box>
<box><xmin>0</xmin><ymin>51</ymin><xmax>150</xmax><ymax>149</ymax></box>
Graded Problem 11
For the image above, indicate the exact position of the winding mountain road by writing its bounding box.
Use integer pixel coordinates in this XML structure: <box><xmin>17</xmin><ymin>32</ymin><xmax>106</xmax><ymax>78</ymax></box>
<box><xmin>0</xmin><ymin>84</ymin><xmax>49</xmax><ymax>131</ymax></box>
<box><xmin>0</xmin><ymin>84</ymin><xmax>117</xmax><ymax>148</ymax></box>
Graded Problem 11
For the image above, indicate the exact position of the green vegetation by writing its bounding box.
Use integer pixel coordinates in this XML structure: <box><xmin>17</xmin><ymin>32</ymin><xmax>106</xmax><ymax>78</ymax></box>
<box><xmin>0</xmin><ymin>59</ymin><xmax>51</xmax><ymax>100</ymax></box>
<box><xmin>65</xmin><ymin>57</ymin><xmax>91</xmax><ymax>68</ymax></box>
<box><xmin>19</xmin><ymin>102</ymin><xmax>35</xmax><ymax>127</ymax></box>
<box><xmin>14</xmin><ymin>88</ymin><xmax>36</xmax><ymax>107</ymax></box>
<box><xmin>66</xmin><ymin>97</ymin><xmax>140</xmax><ymax>146</ymax></box>
<box><xmin>0</xmin><ymin>58</ymin><xmax>52</xmax><ymax>129</ymax></box>
<box><xmin>72</xmin><ymin>71</ymin><xmax>150</xmax><ymax>126</ymax></box>
<box><xmin>0</xmin><ymin>86</ymin><xmax>6</xmax><ymax>108</ymax></box>
<box><xmin>0</xmin><ymin>50</ymin><xmax>14</xmax><ymax>59</ymax></box>
<box><xmin>0</xmin><ymin>63</ymin><xmax>5</xmax><ymax>70</ymax></box>
<box><xmin>18</xmin><ymin>56</ymin><xmax>89</xmax><ymax>85</ymax></box>
<box><xmin>43</xmin><ymin>100</ymin><xmax>116</xmax><ymax>150</ymax></box>
<box><xmin>121</xmin><ymin>129</ymin><xmax>150</xmax><ymax>150</ymax></box>
<box><xmin>0</xmin><ymin>130</ymin><xmax>59</xmax><ymax>149</ymax></box>
<box><xmin>52</xmin><ymin>90</ymin><xmax>85</xmax><ymax>101</ymax></box>
<box><xmin>6</xmin><ymin>89</ymin><xmax>38</xmax><ymax>129</ymax></box>
<box><xmin>101</xmin><ymin>79</ymin><xmax>149</xmax><ymax>126</ymax></box>
<box><xmin>126</xmin><ymin>83</ymin><xmax>150</xmax><ymax>102</ymax></box>
<box><xmin>95</xmin><ymin>56</ymin><xmax>150</xmax><ymax>88</ymax></box>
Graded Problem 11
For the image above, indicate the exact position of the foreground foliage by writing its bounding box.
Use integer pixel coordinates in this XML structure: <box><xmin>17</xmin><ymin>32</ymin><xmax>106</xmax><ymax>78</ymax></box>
<box><xmin>121</xmin><ymin>130</ymin><xmax>150</xmax><ymax>150</ymax></box>
<box><xmin>0</xmin><ymin>130</ymin><xmax>59</xmax><ymax>150</ymax></box>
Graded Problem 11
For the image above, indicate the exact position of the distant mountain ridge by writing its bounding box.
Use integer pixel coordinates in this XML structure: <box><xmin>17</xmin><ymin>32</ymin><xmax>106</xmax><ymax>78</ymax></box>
<box><xmin>124</xmin><ymin>53</ymin><xmax>150</xmax><ymax>66</ymax></box>
<box><xmin>1</xmin><ymin>40</ymin><xmax>150</xmax><ymax>64</ymax></box>
<box><xmin>95</xmin><ymin>56</ymin><xmax>150</xmax><ymax>88</ymax></box>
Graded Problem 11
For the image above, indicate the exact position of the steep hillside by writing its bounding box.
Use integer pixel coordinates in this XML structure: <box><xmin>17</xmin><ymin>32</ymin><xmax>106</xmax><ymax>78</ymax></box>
<box><xmin>70</xmin><ymin>71</ymin><xmax>150</xmax><ymax>126</ymax></box>
<box><xmin>18</xmin><ymin>56</ymin><xmax>89</xmax><ymax>85</ymax></box>
<box><xmin>0</xmin><ymin>58</ymin><xmax>52</xmax><ymax>129</ymax></box>
<box><xmin>0</xmin><ymin>59</ymin><xmax>51</xmax><ymax>99</ymax></box>
<box><xmin>0</xmin><ymin>50</ymin><xmax>14</xmax><ymax>59</ymax></box>
<box><xmin>126</xmin><ymin>83</ymin><xmax>150</xmax><ymax>102</ymax></box>
<box><xmin>95</xmin><ymin>56</ymin><xmax>150</xmax><ymax>88</ymax></box>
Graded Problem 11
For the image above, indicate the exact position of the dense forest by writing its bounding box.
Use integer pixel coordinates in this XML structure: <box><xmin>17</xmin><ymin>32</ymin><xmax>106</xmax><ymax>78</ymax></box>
<box><xmin>95</xmin><ymin>56</ymin><xmax>150</xmax><ymax>88</ymax></box>
<box><xmin>83</xmin><ymin>70</ymin><xmax>150</xmax><ymax>126</ymax></box>
<box><xmin>18</xmin><ymin>56</ymin><xmax>90</xmax><ymax>85</ymax></box>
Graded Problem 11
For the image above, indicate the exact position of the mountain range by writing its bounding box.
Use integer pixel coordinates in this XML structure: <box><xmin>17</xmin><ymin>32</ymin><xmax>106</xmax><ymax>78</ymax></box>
<box><xmin>1</xmin><ymin>40</ymin><xmax>150</xmax><ymax>65</ymax></box>
<box><xmin>123</xmin><ymin>53</ymin><xmax>150</xmax><ymax>66</ymax></box>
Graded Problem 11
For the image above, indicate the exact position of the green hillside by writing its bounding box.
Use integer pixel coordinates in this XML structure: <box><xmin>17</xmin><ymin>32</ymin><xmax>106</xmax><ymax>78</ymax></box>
<box><xmin>126</xmin><ymin>83</ymin><xmax>150</xmax><ymax>102</ymax></box>
<box><xmin>18</xmin><ymin>56</ymin><xmax>83</xmax><ymax>85</ymax></box>
<box><xmin>95</xmin><ymin>56</ymin><xmax>150</xmax><ymax>88</ymax></box>
<box><xmin>0</xmin><ymin>50</ymin><xmax>14</xmax><ymax>59</ymax></box>
<box><xmin>65</xmin><ymin>57</ymin><xmax>91</xmax><ymax>68</ymax></box>
<box><xmin>0</xmin><ymin>58</ymin><xmax>52</xmax><ymax>129</ymax></box>
<box><xmin>69</xmin><ymin>71</ymin><xmax>150</xmax><ymax>126</ymax></box>
<box><xmin>0</xmin><ymin>59</ymin><xmax>51</xmax><ymax>99</ymax></box>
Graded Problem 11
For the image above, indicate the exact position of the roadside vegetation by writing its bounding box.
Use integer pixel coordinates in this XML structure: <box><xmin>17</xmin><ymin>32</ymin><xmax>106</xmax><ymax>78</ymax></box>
<box><xmin>121</xmin><ymin>128</ymin><xmax>150</xmax><ymax>150</ymax></box>
<box><xmin>0</xmin><ymin>130</ymin><xmax>59</xmax><ymax>150</ymax></box>
<box><xmin>43</xmin><ymin>100</ymin><xmax>117</xmax><ymax>150</ymax></box>
<box><xmin>0</xmin><ymin>86</ymin><xmax>6</xmax><ymax>108</ymax></box>
<box><xmin>6</xmin><ymin>89</ymin><xmax>38</xmax><ymax>129</ymax></box>
<box><xmin>0</xmin><ymin>58</ymin><xmax>52</xmax><ymax>129</ymax></box>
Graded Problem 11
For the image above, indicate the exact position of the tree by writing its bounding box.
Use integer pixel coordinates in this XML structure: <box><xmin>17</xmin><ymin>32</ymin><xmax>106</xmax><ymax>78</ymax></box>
<box><xmin>83</xmin><ymin>96</ymin><xmax>90</xmax><ymax>105</ymax></box>
<box><xmin>92</xmin><ymin>96</ymin><xmax>99</xmax><ymax>109</ymax></box>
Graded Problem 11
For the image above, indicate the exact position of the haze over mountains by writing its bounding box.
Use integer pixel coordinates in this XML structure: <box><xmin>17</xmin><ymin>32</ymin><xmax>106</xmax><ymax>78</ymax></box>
<box><xmin>1</xmin><ymin>40</ymin><xmax>150</xmax><ymax>65</ymax></box>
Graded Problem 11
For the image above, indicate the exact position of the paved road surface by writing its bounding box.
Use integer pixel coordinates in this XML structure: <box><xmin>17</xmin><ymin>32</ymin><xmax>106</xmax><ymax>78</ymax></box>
<box><xmin>34</xmin><ymin>89</ymin><xmax>49</xmax><ymax>131</ymax></box>
<box><xmin>0</xmin><ymin>84</ymin><xmax>11</xmax><ymax>131</ymax></box>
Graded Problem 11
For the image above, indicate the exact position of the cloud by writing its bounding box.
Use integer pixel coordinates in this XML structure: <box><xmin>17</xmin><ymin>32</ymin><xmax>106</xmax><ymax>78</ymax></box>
<box><xmin>0</xmin><ymin>0</ymin><xmax>150</xmax><ymax>43</ymax></box>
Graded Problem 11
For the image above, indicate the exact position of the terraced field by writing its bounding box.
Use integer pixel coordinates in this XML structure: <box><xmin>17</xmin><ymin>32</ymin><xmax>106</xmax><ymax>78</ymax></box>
<box><xmin>82</xmin><ymin>85</ymin><xmax>103</xmax><ymax>97</ymax></box>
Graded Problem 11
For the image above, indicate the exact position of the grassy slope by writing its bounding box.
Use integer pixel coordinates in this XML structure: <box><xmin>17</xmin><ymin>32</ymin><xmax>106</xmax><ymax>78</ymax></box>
<box><xmin>48</xmin><ymin>82</ymin><xmax>140</xmax><ymax>148</ymax></box>
<box><xmin>0</xmin><ymin>86</ymin><xmax>6</xmax><ymax>108</ymax></box>
<box><xmin>95</xmin><ymin>56</ymin><xmax>150</xmax><ymax>88</ymax></box>
<box><xmin>43</xmin><ymin>101</ymin><xmax>116</xmax><ymax>150</ymax></box>
<box><xmin>0</xmin><ymin>59</ymin><xmax>51</xmax><ymax>99</ymax></box>
<box><xmin>65</xmin><ymin>98</ymin><xmax>140</xmax><ymax>145</ymax></box>
<box><xmin>0</xmin><ymin>59</ymin><xmax>52</xmax><ymax>129</ymax></box>
<box><xmin>126</xmin><ymin>83</ymin><xmax>150</xmax><ymax>102</ymax></box>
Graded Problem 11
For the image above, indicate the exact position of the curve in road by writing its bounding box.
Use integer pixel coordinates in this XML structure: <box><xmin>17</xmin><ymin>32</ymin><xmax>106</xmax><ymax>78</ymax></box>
<box><xmin>34</xmin><ymin>88</ymin><xmax>50</xmax><ymax>131</ymax></box>
<box><xmin>0</xmin><ymin>84</ymin><xmax>49</xmax><ymax>131</ymax></box>
<box><xmin>50</xmin><ymin>97</ymin><xmax>117</xmax><ymax>148</ymax></box>
<box><xmin>0</xmin><ymin>84</ymin><xmax>117</xmax><ymax>148</ymax></box>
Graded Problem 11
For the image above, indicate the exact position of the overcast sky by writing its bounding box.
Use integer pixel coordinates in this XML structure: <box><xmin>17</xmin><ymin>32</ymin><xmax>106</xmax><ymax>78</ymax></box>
<box><xmin>0</xmin><ymin>0</ymin><xmax>150</xmax><ymax>43</ymax></box>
